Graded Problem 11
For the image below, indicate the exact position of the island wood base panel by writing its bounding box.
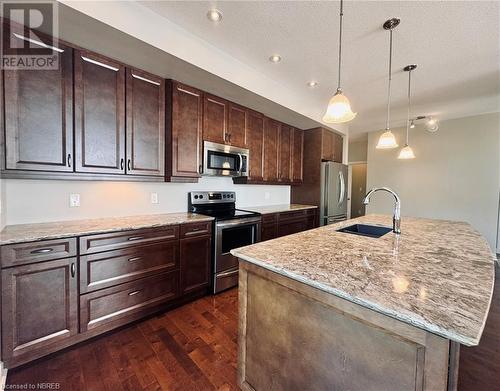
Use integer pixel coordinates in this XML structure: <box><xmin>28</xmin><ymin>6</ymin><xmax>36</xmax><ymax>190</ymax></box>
<box><xmin>238</xmin><ymin>261</ymin><xmax>459</xmax><ymax>391</ymax></box>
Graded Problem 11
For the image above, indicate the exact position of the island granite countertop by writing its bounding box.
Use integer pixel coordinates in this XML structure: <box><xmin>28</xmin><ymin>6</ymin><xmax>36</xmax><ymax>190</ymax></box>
<box><xmin>0</xmin><ymin>213</ymin><xmax>214</xmax><ymax>245</ymax></box>
<box><xmin>241</xmin><ymin>204</ymin><xmax>317</xmax><ymax>215</ymax></box>
<box><xmin>231</xmin><ymin>214</ymin><xmax>496</xmax><ymax>346</ymax></box>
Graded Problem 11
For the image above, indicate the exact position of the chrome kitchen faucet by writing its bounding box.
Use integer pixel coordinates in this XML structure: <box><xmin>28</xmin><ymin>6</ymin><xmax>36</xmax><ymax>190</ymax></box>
<box><xmin>363</xmin><ymin>187</ymin><xmax>401</xmax><ymax>234</ymax></box>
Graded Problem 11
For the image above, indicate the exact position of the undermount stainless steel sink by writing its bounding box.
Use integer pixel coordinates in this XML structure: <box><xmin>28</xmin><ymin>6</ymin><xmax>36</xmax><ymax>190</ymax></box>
<box><xmin>336</xmin><ymin>224</ymin><xmax>392</xmax><ymax>238</ymax></box>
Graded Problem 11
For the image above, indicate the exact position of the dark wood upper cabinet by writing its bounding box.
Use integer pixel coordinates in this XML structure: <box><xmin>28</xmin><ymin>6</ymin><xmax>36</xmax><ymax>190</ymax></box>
<box><xmin>166</xmin><ymin>81</ymin><xmax>203</xmax><ymax>181</ymax></box>
<box><xmin>246</xmin><ymin>110</ymin><xmax>264</xmax><ymax>180</ymax></box>
<box><xmin>227</xmin><ymin>103</ymin><xmax>247</xmax><ymax>148</ymax></box>
<box><xmin>203</xmin><ymin>94</ymin><xmax>227</xmax><ymax>145</ymax></box>
<box><xmin>292</xmin><ymin>128</ymin><xmax>304</xmax><ymax>183</ymax></box>
<box><xmin>74</xmin><ymin>49</ymin><xmax>126</xmax><ymax>174</ymax></box>
<box><xmin>321</xmin><ymin>128</ymin><xmax>343</xmax><ymax>163</ymax></box>
<box><xmin>126</xmin><ymin>68</ymin><xmax>165</xmax><ymax>177</ymax></box>
<box><xmin>263</xmin><ymin>117</ymin><xmax>279</xmax><ymax>182</ymax></box>
<box><xmin>1</xmin><ymin>258</ymin><xmax>78</xmax><ymax>365</ymax></box>
<box><xmin>180</xmin><ymin>235</ymin><xmax>211</xmax><ymax>295</ymax></box>
<box><xmin>278</xmin><ymin>124</ymin><xmax>293</xmax><ymax>183</ymax></box>
<box><xmin>2</xmin><ymin>42</ymin><xmax>73</xmax><ymax>172</ymax></box>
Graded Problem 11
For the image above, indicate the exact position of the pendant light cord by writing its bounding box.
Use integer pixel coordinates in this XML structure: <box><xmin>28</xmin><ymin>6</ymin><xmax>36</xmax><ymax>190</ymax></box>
<box><xmin>337</xmin><ymin>0</ymin><xmax>344</xmax><ymax>90</ymax></box>
<box><xmin>385</xmin><ymin>28</ymin><xmax>393</xmax><ymax>130</ymax></box>
<box><xmin>406</xmin><ymin>69</ymin><xmax>412</xmax><ymax>145</ymax></box>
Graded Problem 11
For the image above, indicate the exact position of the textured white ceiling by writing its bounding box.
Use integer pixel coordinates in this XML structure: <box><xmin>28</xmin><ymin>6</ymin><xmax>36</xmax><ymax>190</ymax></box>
<box><xmin>139</xmin><ymin>0</ymin><xmax>500</xmax><ymax>136</ymax></box>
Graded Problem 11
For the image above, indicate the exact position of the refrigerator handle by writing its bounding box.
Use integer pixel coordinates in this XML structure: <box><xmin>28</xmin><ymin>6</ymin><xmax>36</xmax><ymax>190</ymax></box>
<box><xmin>324</xmin><ymin>164</ymin><xmax>329</xmax><ymax>217</ymax></box>
<box><xmin>339</xmin><ymin>170</ymin><xmax>346</xmax><ymax>205</ymax></box>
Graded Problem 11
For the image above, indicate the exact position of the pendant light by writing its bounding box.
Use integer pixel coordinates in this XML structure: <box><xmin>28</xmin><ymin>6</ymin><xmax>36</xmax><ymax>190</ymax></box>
<box><xmin>322</xmin><ymin>0</ymin><xmax>356</xmax><ymax>124</ymax></box>
<box><xmin>376</xmin><ymin>18</ymin><xmax>400</xmax><ymax>149</ymax></box>
<box><xmin>398</xmin><ymin>64</ymin><xmax>417</xmax><ymax>159</ymax></box>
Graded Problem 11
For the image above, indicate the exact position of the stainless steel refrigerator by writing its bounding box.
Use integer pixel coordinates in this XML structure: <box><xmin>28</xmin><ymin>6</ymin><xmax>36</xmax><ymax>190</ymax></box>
<box><xmin>320</xmin><ymin>162</ymin><xmax>348</xmax><ymax>225</ymax></box>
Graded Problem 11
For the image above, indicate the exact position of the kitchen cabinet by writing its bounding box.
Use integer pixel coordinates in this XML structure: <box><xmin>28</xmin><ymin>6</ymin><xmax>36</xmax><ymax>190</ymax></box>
<box><xmin>292</xmin><ymin>128</ymin><xmax>304</xmax><ymax>183</ymax></box>
<box><xmin>1</xmin><ymin>258</ymin><xmax>78</xmax><ymax>366</ymax></box>
<box><xmin>263</xmin><ymin>117</ymin><xmax>280</xmax><ymax>182</ymax></box>
<box><xmin>203</xmin><ymin>93</ymin><xmax>228</xmax><ymax>145</ymax></box>
<box><xmin>126</xmin><ymin>68</ymin><xmax>165</xmax><ymax>176</ymax></box>
<box><xmin>278</xmin><ymin>124</ymin><xmax>293</xmax><ymax>183</ymax></box>
<box><xmin>166</xmin><ymin>81</ymin><xmax>203</xmax><ymax>181</ymax></box>
<box><xmin>261</xmin><ymin>214</ymin><xmax>278</xmax><ymax>241</ymax></box>
<box><xmin>322</xmin><ymin>128</ymin><xmax>343</xmax><ymax>163</ymax></box>
<box><xmin>260</xmin><ymin>208</ymin><xmax>318</xmax><ymax>242</ymax></box>
<box><xmin>2</xmin><ymin>42</ymin><xmax>74</xmax><ymax>172</ymax></box>
<box><xmin>180</xmin><ymin>234</ymin><xmax>212</xmax><ymax>295</ymax></box>
<box><xmin>74</xmin><ymin>49</ymin><xmax>126</xmax><ymax>174</ymax></box>
<box><xmin>246</xmin><ymin>110</ymin><xmax>265</xmax><ymax>181</ymax></box>
<box><xmin>227</xmin><ymin>102</ymin><xmax>247</xmax><ymax>147</ymax></box>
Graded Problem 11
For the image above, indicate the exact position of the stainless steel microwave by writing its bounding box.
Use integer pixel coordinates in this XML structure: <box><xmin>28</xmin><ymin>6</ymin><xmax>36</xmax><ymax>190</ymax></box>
<box><xmin>203</xmin><ymin>141</ymin><xmax>249</xmax><ymax>177</ymax></box>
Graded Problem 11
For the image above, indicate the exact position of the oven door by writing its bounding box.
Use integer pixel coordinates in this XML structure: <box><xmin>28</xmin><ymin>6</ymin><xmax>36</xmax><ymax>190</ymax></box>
<box><xmin>203</xmin><ymin>141</ymin><xmax>249</xmax><ymax>177</ymax></box>
<box><xmin>214</xmin><ymin>217</ymin><xmax>261</xmax><ymax>293</ymax></box>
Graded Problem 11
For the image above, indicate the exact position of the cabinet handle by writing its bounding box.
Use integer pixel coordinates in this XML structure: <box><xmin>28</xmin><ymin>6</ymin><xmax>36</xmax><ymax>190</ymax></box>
<box><xmin>67</xmin><ymin>154</ymin><xmax>71</xmax><ymax>167</ymax></box>
<box><xmin>127</xmin><ymin>236</ymin><xmax>145</xmax><ymax>241</ymax></box>
<box><xmin>30</xmin><ymin>248</ymin><xmax>53</xmax><ymax>254</ymax></box>
<box><xmin>127</xmin><ymin>159</ymin><xmax>131</xmax><ymax>171</ymax></box>
<box><xmin>70</xmin><ymin>262</ymin><xmax>76</xmax><ymax>278</ymax></box>
<box><xmin>120</xmin><ymin>158</ymin><xmax>124</xmax><ymax>170</ymax></box>
<box><xmin>198</xmin><ymin>165</ymin><xmax>203</xmax><ymax>175</ymax></box>
<box><xmin>128</xmin><ymin>256</ymin><xmax>142</xmax><ymax>262</ymax></box>
<box><xmin>128</xmin><ymin>290</ymin><xmax>141</xmax><ymax>296</ymax></box>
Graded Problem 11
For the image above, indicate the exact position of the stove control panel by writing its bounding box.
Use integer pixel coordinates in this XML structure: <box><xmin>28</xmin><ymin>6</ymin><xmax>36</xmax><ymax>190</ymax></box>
<box><xmin>189</xmin><ymin>191</ymin><xmax>235</xmax><ymax>204</ymax></box>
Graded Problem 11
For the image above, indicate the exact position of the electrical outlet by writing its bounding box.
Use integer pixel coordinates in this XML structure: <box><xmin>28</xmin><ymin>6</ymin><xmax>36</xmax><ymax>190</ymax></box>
<box><xmin>150</xmin><ymin>192</ymin><xmax>159</xmax><ymax>204</ymax></box>
<box><xmin>264</xmin><ymin>192</ymin><xmax>271</xmax><ymax>200</ymax></box>
<box><xmin>69</xmin><ymin>193</ymin><xmax>80</xmax><ymax>207</ymax></box>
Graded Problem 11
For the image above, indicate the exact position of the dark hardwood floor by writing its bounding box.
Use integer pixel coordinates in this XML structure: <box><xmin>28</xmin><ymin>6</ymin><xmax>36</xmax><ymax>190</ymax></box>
<box><xmin>6</xmin><ymin>265</ymin><xmax>500</xmax><ymax>391</ymax></box>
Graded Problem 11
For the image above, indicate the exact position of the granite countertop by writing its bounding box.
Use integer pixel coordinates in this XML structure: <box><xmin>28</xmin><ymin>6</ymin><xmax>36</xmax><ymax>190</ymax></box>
<box><xmin>231</xmin><ymin>214</ymin><xmax>496</xmax><ymax>346</ymax></box>
<box><xmin>0</xmin><ymin>213</ymin><xmax>214</xmax><ymax>245</ymax></box>
<box><xmin>241</xmin><ymin>204</ymin><xmax>317</xmax><ymax>215</ymax></box>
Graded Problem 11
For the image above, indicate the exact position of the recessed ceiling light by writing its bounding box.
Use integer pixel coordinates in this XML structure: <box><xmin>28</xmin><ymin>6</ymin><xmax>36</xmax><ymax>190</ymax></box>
<box><xmin>307</xmin><ymin>81</ymin><xmax>318</xmax><ymax>88</ymax></box>
<box><xmin>269</xmin><ymin>55</ymin><xmax>282</xmax><ymax>63</ymax></box>
<box><xmin>207</xmin><ymin>9</ymin><xmax>223</xmax><ymax>22</ymax></box>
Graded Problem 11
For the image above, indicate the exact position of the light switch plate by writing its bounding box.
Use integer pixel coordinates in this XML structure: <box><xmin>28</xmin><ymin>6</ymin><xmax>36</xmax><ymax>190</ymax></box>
<box><xmin>69</xmin><ymin>193</ymin><xmax>80</xmax><ymax>207</ymax></box>
<box><xmin>151</xmin><ymin>192</ymin><xmax>159</xmax><ymax>204</ymax></box>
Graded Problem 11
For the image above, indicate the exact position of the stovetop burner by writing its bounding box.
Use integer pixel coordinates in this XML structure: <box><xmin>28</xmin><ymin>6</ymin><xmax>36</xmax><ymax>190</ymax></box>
<box><xmin>188</xmin><ymin>191</ymin><xmax>260</xmax><ymax>221</ymax></box>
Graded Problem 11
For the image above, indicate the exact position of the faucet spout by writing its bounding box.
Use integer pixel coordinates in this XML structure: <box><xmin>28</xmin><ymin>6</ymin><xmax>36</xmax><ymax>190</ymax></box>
<box><xmin>362</xmin><ymin>187</ymin><xmax>401</xmax><ymax>234</ymax></box>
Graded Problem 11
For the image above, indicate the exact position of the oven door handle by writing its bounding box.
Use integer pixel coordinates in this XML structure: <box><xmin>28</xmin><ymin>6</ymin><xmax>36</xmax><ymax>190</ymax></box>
<box><xmin>216</xmin><ymin>216</ymin><xmax>262</xmax><ymax>228</ymax></box>
<box><xmin>218</xmin><ymin>269</ymin><xmax>239</xmax><ymax>278</ymax></box>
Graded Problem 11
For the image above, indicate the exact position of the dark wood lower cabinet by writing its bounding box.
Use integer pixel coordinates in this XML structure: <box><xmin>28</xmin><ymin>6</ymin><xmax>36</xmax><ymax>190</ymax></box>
<box><xmin>180</xmin><ymin>235</ymin><xmax>212</xmax><ymax>295</ymax></box>
<box><xmin>1</xmin><ymin>258</ymin><xmax>78</xmax><ymax>367</ymax></box>
<box><xmin>0</xmin><ymin>223</ymin><xmax>212</xmax><ymax>369</ymax></box>
<box><xmin>261</xmin><ymin>208</ymin><xmax>318</xmax><ymax>242</ymax></box>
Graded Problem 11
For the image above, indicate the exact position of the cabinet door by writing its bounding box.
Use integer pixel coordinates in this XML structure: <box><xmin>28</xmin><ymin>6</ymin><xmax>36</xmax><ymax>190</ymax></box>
<box><xmin>278</xmin><ymin>124</ymin><xmax>293</xmax><ymax>183</ymax></box>
<box><xmin>262</xmin><ymin>223</ymin><xmax>278</xmax><ymax>242</ymax></box>
<box><xmin>246</xmin><ymin>110</ymin><xmax>264</xmax><ymax>180</ymax></box>
<box><xmin>263</xmin><ymin>118</ymin><xmax>279</xmax><ymax>182</ymax></box>
<box><xmin>3</xmin><ymin>42</ymin><xmax>73</xmax><ymax>172</ymax></box>
<box><xmin>227</xmin><ymin>103</ymin><xmax>247</xmax><ymax>147</ymax></box>
<box><xmin>277</xmin><ymin>218</ymin><xmax>308</xmax><ymax>237</ymax></box>
<box><xmin>169</xmin><ymin>82</ymin><xmax>203</xmax><ymax>178</ymax></box>
<box><xmin>333</xmin><ymin>132</ymin><xmax>344</xmax><ymax>163</ymax></box>
<box><xmin>180</xmin><ymin>235</ymin><xmax>211</xmax><ymax>295</ymax></box>
<box><xmin>203</xmin><ymin>94</ymin><xmax>227</xmax><ymax>145</ymax></box>
<box><xmin>292</xmin><ymin>128</ymin><xmax>304</xmax><ymax>183</ymax></box>
<box><xmin>126</xmin><ymin>68</ymin><xmax>165</xmax><ymax>176</ymax></box>
<box><xmin>74</xmin><ymin>50</ymin><xmax>126</xmax><ymax>174</ymax></box>
<box><xmin>321</xmin><ymin>129</ymin><xmax>334</xmax><ymax>161</ymax></box>
<box><xmin>1</xmin><ymin>258</ymin><xmax>78</xmax><ymax>364</ymax></box>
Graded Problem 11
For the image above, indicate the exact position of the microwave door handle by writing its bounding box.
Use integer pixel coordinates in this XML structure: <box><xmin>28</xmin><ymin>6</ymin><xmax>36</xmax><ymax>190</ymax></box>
<box><xmin>238</xmin><ymin>153</ymin><xmax>243</xmax><ymax>174</ymax></box>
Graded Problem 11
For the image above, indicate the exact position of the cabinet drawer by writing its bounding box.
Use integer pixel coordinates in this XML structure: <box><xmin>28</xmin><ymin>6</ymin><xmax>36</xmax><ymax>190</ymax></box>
<box><xmin>305</xmin><ymin>208</ymin><xmax>317</xmax><ymax>216</ymax></box>
<box><xmin>80</xmin><ymin>241</ymin><xmax>179</xmax><ymax>293</ymax></box>
<box><xmin>1</xmin><ymin>238</ymin><xmax>77</xmax><ymax>268</ymax></box>
<box><xmin>261</xmin><ymin>213</ymin><xmax>278</xmax><ymax>224</ymax></box>
<box><xmin>80</xmin><ymin>271</ymin><xmax>178</xmax><ymax>332</ymax></box>
<box><xmin>261</xmin><ymin>223</ymin><xmax>278</xmax><ymax>242</ymax></box>
<box><xmin>180</xmin><ymin>221</ymin><xmax>212</xmax><ymax>238</ymax></box>
<box><xmin>279</xmin><ymin>210</ymin><xmax>307</xmax><ymax>222</ymax></box>
<box><xmin>80</xmin><ymin>226</ymin><xmax>179</xmax><ymax>254</ymax></box>
<box><xmin>278</xmin><ymin>219</ymin><xmax>308</xmax><ymax>237</ymax></box>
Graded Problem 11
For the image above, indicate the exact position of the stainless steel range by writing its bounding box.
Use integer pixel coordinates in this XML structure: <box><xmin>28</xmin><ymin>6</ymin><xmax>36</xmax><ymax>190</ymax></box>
<box><xmin>188</xmin><ymin>191</ymin><xmax>261</xmax><ymax>293</ymax></box>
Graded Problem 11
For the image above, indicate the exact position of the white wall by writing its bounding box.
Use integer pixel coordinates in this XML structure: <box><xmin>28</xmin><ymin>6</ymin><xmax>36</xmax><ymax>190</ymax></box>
<box><xmin>3</xmin><ymin>178</ymin><xmax>290</xmax><ymax>225</ymax></box>
<box><xmin>367</xmin><ymin>112</ymin><xmax>499</xmax><ymax>250</ymax></box>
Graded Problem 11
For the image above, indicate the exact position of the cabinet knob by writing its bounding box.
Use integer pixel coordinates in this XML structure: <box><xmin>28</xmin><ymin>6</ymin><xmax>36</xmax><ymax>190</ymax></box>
<box><xmin>121</xmin><ymin>158</ymin><xmax>124</xmax><ymax>170</ymax></box>
<box><xmin>70</xmin><ymin>262</ymin><xmax>76</xmax><ymax>278</ymax></box>
<box><xmin>67</xmin><ymin>154</ymin><xmax>71</xmax><ymax>168</ymax></box>
<box><xmin>127</xmin><ymin>159</ymin><xmax>131</xmax><ymax>171</ymax></box>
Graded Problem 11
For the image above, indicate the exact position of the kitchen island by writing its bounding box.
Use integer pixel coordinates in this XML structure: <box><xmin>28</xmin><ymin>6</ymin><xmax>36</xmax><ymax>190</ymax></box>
<box><xmin>231</xmin><ymin>215</ymin><xmax>495</xmax><ymax>391</ymax></box>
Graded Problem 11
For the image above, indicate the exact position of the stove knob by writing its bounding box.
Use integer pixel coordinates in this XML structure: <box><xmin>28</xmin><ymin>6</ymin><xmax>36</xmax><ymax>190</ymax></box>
<box><xmin>231</xmin><ymin>194</ymin><xmax>234</xmax><ymax>198</ymax></box>
<box><xmin>194</xmin><ymin>195</ymin><xmax>198</xmax><ymax>199</ymax></box>
<box><xmin>199</xmin><ymin>195</ymin><xmax>203</xmax><ymax>199</ymax></box>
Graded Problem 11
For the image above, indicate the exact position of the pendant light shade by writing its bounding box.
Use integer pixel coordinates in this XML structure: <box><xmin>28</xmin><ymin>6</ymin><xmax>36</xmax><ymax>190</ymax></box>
<box><xmin>376</xmin><ymin>131</ymin><xmax>399</xmax><ymax>149</ymax></box>
<box><xmin>376</xmin><ymin>18</ymin><xmax>400</xmax><ymax>149</ymax></box>
<box><xmin>323</xmin><ymin>88</ymin><xmax>357</xmax><ymax>123</ymax></box>
<box><xmin>398</xmin><ymin>145</ymin><xmax>415</xmax><ymax>159</ymax></box>
<box><xmin>323</xmin><ymin>0</ymin><xmax>356</xmax><ymax>124</ymax></box>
